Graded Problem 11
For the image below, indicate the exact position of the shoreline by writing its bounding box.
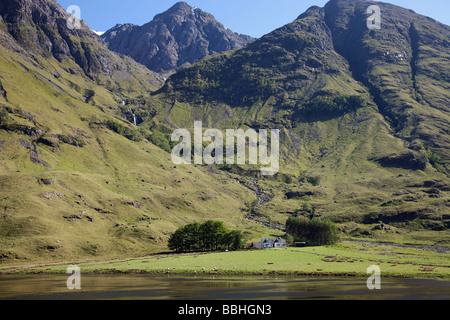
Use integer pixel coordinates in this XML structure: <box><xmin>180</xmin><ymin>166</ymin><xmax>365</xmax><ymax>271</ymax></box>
<box><xmin>1</xmin><ymin>241</ymin><xmax>449</xmax><ymax>280</ymax></box>
<box><xmin>1</xmin><ymin>265</ymin><xmax>449</xmax><ymax>280</ymax></box>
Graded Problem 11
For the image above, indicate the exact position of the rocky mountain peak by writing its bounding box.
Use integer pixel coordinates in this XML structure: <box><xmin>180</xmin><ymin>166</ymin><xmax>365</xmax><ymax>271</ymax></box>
<box><xmin>164</xmin><ymin>1</ymin><xmax>193</xmax><ymax>13</ymax></box>
<box><xmin>103</xmin><ymin>2</ymin><xmax>255</xmax><ymax>73</ymax></box>
<box><xmin>296</xmin><ymin>5</ymin><xmax>325</xmax><ymax>20</ymax></box>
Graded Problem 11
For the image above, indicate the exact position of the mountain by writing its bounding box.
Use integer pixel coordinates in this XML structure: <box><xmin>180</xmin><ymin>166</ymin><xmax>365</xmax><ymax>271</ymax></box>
<box><xmin>0</xmin><ymin>0</ymin><xmax>165</xmax><ymax>87</ymax></box>
<box><xmin>0</xmin><ymin>0</ymin><xmax>449</xmax><ymax>264</ymax></box>
<box><xmin>323</xmin><ymin>0</ymin><xmax>450</xmax><ymax>170</ymax></box>
<box><xmin>0</xmin><ymin>0</ymin><xmax>257</xmax><ymax>263</ymax></box>
<box><xmin>154</xmin><ymin>0</ymin><xmax>450</xmax><ymax>236</ymax></box>
<box><xmin>159</xmin><ymin>0</ymin><xmax>450</xmax><ymax>170</ymax></box>
<box><xmin>102</xmin><ymin>1</ymin><xmax>255</xmax><ymax>74</ymax></box>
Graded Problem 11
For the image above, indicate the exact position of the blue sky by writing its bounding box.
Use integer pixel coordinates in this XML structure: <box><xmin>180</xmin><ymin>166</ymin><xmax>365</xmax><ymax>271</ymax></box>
<box><xmin>56</xmin><ymin>0</ymin><xmax>450</xmax><ymax>38</ymax></box>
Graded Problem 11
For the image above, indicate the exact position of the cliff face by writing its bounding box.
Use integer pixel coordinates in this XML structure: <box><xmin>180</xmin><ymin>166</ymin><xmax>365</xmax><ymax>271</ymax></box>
<box><xmin>0</xmin><ymin>0</ymin><xmax>163</xmax><ymax>85</ymax></box>
<box><xmin>163</xmin><ymin>0</ymin><xmax>450</xmax><ymax>169</ymax></box>
<box><xmin>102</xmin><ymin>1</ymin><xmax>255</xmax><ymax>73</ymax></box>
<box><xmin>323</xmin><ymin>0</ymin><xmax>450</xmax><ymax>165</ymax></box>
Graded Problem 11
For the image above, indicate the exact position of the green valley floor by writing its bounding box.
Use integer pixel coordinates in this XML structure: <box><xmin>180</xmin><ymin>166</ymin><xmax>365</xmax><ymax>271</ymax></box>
<box><xmin>1</xmin><ymin>240</ymin><xmax>449</xmax><ymax>279</ymax></box>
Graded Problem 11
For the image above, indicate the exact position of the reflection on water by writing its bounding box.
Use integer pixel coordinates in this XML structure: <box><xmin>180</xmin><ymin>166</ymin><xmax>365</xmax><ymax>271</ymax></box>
<box><xmin>0</xmin><ymin>274</ymin><xmax>449</xmax><ymax>300</ymax></box>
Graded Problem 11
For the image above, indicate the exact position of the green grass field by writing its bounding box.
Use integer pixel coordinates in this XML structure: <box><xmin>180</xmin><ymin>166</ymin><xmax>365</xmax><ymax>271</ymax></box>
<box><xmin>2</xmin><ymin>241</ymin><xmax>449</xmax><ymax>279</ymax></box>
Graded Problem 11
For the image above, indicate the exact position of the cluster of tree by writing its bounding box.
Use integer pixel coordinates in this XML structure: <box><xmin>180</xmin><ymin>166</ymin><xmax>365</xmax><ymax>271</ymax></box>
<box><xmin>104</xmin><ymin>117</ymin><xmax>179</xmax><ymax>153</ymax></box>
<box><xmin>148</xmin><ymin>130</ymin><xmax>174</xmax><ymax>153</ymax></box>
<box><xmin>105</xmin><ymin>118</ymin><xmax>172</xmax><ymax>145</ymax></box>
<box><xmin>285</xmin><ymin>216</ymin><xmax>339</xmax><ymax>246</ymax></box>
<box><xmin>168</xmin><ymin>220</ymin><xmax>245</xmax><ymax>253</ymax></box>
<box><xmin>105</xmin><ymin>119</ymin><xmax>145</xmax><ymax>141</ymax></box>
<box><xmin>422</xmin><ymin>148</ymin><xmax>447</xmax><ymax>174</ymax></box>
<box><xmin>296</xmin><ymin>95</ymin><xmax>369</xmax><ymax>118</ymax></box>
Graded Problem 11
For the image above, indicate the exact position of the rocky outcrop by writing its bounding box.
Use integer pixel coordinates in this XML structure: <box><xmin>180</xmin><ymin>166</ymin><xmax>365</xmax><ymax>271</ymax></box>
<box><xmin>0</xmin><ymin>0</ymin><xmax>163</xmax><ymax>87</ymax></box>
<box><xmin>103</xmin><ymin>2</ymin><xmax>255</xmax><ymax>73</ymax></box>
<box><xmin>370</xmin><ymin>151</ymin><xmax>428</xmax><ymax>171</ymax></box>
<box><xmin>0</xmin><ymin>80</ymin><xmax>6</xmax><ymax>100</ymax></box>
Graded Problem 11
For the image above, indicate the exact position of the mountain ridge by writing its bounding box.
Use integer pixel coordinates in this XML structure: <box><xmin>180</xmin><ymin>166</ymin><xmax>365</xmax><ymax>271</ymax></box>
<box><xmin>102</xmin><ymin>1</ymin><xmax>255</xmax><ymax>74</ymax></box>
<box><xmin>160</xmin><ymin>0</ymin><xmax>450</xmax><ymax>170</ymax></box>
<box><xmin>152</xmin><ymin>0</ymin><xmax>449</xmax><ymax>238</ymax></box>
<box><xmin>0</xmin><ymin>0</ymin><xmax>449</xmax><ymax>263</ymax></box>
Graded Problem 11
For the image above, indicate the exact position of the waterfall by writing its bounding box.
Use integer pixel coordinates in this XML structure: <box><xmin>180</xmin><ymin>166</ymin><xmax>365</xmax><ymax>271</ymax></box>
<box><xmin>129</xmin><ymin>107</ymin><xmax>137</xmax><ymax>126</ymax></box>
<box><xmin>122</xmin><ymin>100</ymin><xmax>137</xmax><ymax>126</ymax></box>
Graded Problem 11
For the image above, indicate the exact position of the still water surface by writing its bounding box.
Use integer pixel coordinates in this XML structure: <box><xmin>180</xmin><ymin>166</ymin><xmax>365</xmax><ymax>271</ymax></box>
<box><xmin>0</xmin><ymin>274</ymin><xmax>449</xmax><ymax>300</ymax></box>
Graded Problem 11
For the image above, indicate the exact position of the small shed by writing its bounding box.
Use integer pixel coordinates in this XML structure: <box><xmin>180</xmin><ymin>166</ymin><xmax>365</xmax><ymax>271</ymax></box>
<box><xmin>294</xmin><ymin>242</ymin><xmax>306</xmax><ymax>247</ymax></box>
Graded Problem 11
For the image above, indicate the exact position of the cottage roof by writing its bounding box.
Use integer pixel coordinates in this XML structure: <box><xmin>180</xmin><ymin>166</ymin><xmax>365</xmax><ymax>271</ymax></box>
<box><xmin>262</xmin><ymin>237</ymin><xmax>286</xmax><ymax>243</ymax></box>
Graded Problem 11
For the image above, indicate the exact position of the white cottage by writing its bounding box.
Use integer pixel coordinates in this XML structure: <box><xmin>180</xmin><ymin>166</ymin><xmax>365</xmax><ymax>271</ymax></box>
<box><xmin>261</xmin><ymin>237</ymin><xmax>286</xmax><ymax>248</ymax></box>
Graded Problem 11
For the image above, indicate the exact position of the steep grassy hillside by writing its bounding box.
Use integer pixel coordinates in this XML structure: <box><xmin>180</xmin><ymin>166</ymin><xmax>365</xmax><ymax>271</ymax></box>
<box><xmin>150</xmin><ymin>0</ymin><xmax>450</xmax><ymax>243</ymax></box>
<box><xmin>324</xmin><ymin>0</ymin><xmax>450</xmax><ymax>169</ymax></box>
<box><xmin>0</xmin><ymin>0</ymin><xmax>264</xmax><ymax>264</ymax></box>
